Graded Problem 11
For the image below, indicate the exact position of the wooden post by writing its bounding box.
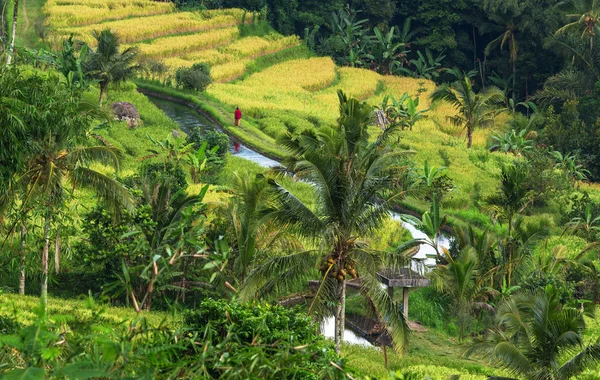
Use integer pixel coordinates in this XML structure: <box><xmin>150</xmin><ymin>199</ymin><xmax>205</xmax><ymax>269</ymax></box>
<box><xmin>387</xmin><ymin>285</ymin><xmax>394</xmax><ymax>300</ymax></box>
<box><xmin>403</xmin><ymin>287</ymin><xmax>409</xmax><ymax>319</ymax></box>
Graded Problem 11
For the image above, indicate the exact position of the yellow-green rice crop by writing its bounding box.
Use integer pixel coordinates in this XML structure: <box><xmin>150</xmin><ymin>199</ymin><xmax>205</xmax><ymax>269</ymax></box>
<box><xmin>161</xmin><ymin>35</ymin><xmax>301</xmax><ymax>82</ymax></box>
<box><xmin>221</xmin><ymin>35</ymin><xmax>300</xmax><ymax>57</ymax></box>
<box><xmin>131</xmin><ymin>26</ymin><xmax>239</xmax><ymax>57</ymax></box>
<box><xmin>58</xmin><ymin>12</ymin><xmax>244</xmax><ymax>45</ymax></box>
<box><xmin>211</xmin><ymin>60</ymin><xmax>250</xmax><ymax>82</ymax></box>
<box><xmin>44</xmin><ymin>0</ymin><xmax>174</xmax><ymax>28</ymax></box>
<box><xmin>313</xmin><ymin>67</ymin><xmax>382</xmax><ymax>108</ymax></box>
<box><xmin>208</xmin><ymin>57</ymin><xmax>339</xmax><ymax>121</ymax></box>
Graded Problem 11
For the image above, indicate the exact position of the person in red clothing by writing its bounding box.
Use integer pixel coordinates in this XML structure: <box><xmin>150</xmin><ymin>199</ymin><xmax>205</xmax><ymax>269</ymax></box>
<box><xmin>234</xmin><ymin>106</ymin><xmax>242</xmax><ymax>126</ymax></box>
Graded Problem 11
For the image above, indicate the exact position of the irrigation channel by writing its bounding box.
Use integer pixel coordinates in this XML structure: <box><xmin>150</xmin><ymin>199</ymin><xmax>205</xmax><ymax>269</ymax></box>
<box><xmin>145</xmin><ymin>93</ymin><xmax>451</xmax><ymax>346</ymax></box>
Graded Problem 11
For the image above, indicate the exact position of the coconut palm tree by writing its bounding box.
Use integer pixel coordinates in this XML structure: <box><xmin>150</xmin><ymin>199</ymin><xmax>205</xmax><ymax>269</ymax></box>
<box><xmin>13</xmin><ymin>80</ymin><xmax>134</xmax><ymax>303</ymax></box>
<box><xmin>430</xmin><ymin>247</ymin><xmax>497</xmax><ymax>341</ymax></box>
<box><xmin>242</xmin><ymin>90</ymin><xmax>417</xmax><ymax>354</ymax></box>
<box><xmin>466</xmin><ymin>287</ymin><xmax>600</xmax><ymax>379</ymax></box>
<box><xmin>430</xmin><ymin>75</ymin><xmax>504</xmax><ymax>148</ymax></box>
<box><xmin>556</xmin><ymin>0</ymin><xmax>600</xmax><ymax>51</ymax></box>
<box><xmin>84</xmin><ymin>29</ymin><xmax>138</xmax><ymax>106</ymax></box>
<box><xmin>481</xmin><ymin>12</ymin><xmax>519</xmax><ymax>104</ymax></box>
<box><xmin>224</xmin><ymin>173</ymin><xmax>302</xmax><ymax>282</ymax></box>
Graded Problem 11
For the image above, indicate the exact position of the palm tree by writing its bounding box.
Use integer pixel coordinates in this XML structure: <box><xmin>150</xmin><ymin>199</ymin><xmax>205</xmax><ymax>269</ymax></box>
<box><xmin>485</xmin><ymin>163</ymin><xmax>547</xmax><ymax>287</ymax></box>
<box><xmin>481</xmin><ymin>12</ymin><xmax>519</xmax><ymax>104</ymax></box>
<box><xmin>430</xmin><ymin>247</ymin><xmax>496</xmax><ymax>341</ymax></box>
<box><xmin>556</xmin><ymin>0</ymin><xmax>600</xmax><ymax>51</ymax></box>
<box><xmin>14</xmin><ymin>86</ymin><xmax>134</xmax><ymax>303</ymax></box>
<box><xmin>452</xmin><ymin>225</ymin><xmax>498</xmax><ymax>275</ymax></box>
<box><xmin>466</xmin><ymin>288</ymin><xmax>600</xmax><ymax>379</ymax></box>
<box><xmin>242</xmin><ymin>91</ymin><xmax>417</xmax><ymax>354</ymax></box>
<box><xmin>430</xmin><ymin>75</ymin><xmax>504</xmax><ymax>148</ymax></box>
<box><xmin>224</xmin><ymin>173</ymin><xmax>301</xmax><ymax>281</ymax></box>
<box><xmin>84</xmin><ymin>29</ymin><xmax>138</xmax><ymax>106</ymax></box>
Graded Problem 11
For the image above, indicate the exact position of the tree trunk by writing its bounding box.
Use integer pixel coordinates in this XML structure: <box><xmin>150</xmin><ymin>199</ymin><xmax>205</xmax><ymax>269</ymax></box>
<box><xmin>512</xmin><ymin>59</ymin><xmax>516</xmax><ymax>108</ymax></box>
<box><xmin>98</xmin><ymin>82</ymin><xmax>106</xmax><ymax>106</ymax></box>
<box><xmin>334</xmin><ymin>278</ymin><xmax>346</xmax><ymax>354</ymax></box>
<box><xmin>19</xmin><ymin>221</ymin><xmax>26</xmax><ymax>295</ymax></box>
<box><xmin>1</xmin><ymin>0</ymin><xmax>7</xmax><ymax>52</ymax></box>
<box><xmin>467</xmin><ymin>128</ymin><xmax>473</xmax><ymax>148</ymax></box>
<box><xmin>41</xmin><ymin>214</ymin><xmax>50</xmax><ymax>305</ymax></box>
<box><xmin>6</xmin><ymin>0</ymin><xmax>17</xmax><ymax>66</ymax></box>
<box><xmin>54</xmin><ymin>230</ymin><xmax>60</xmax><ymax>274</ymax></box>
<box><xmin>472</xmin><ymin>25</ymin><xmax>477</xmax><ymax>70</ymax></box>
<box><xmin>506</xmin><ymin>214</ymin><xmax>513</xmax><ymax>287</ymax></box>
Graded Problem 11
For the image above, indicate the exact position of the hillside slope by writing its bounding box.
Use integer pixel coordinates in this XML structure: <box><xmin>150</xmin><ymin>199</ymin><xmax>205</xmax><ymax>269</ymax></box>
<box><xmin>40</xmin><ymin>0</ymin><xmax>512</xmax><ymax>227</ymax></box>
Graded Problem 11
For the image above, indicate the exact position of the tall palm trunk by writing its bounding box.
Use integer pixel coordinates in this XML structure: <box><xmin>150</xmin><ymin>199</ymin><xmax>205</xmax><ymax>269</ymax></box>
<box><xmin>512</xmin><ymin>60</ymin><xmax>516</xmax><ymax>107</ymax></box>
<box><xmin>41</xmin><ymin>214</ymin><xmax>50</xmax><ymax>305</ymax></box>
<box><xmin>54</xmin><ymin>230</ymin><xmax>60</xmax><ymax>274</ymax></box>
<box><xmin>334</xmin><ymin>278</ymin><xmax>346</xmax><ymax>354</ymax></box>
<box><xmin>6</xmin><ymin>0</ymin><xmax>17</xmax><ymax>65</ymax></box>
<box><xmin>467</xmin><ymin>128</ymin><xmax>473</xmax><ymax>148</ymax></box>
<box><xmin>19</xmin><ymin>221</ymin><xmax>26</xmax><ymax>295</ymax></box>
<box><xmin>98</xmin><ymin>81</ymin><xmax>107</xmax><ymax>106</ymax></box>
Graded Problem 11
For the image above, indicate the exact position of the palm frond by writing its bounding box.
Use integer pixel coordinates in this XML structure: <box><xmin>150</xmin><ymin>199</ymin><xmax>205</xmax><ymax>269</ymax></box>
<box><xmin>70</xmin><ymin>167</ymin><xmax>135</xmax><ymax>213</ymax></box>
<box><xmin>240</xmin><ymin>250</ymin><xmax>321</xmax><ymax>301</ymax></box>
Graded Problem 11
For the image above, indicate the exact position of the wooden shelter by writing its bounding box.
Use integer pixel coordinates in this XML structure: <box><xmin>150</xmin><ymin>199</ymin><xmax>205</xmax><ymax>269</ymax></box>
<box><xmin>377</xmin><ymin>268</ymin><xmax>430</xmax><ymax>318</ymax></box>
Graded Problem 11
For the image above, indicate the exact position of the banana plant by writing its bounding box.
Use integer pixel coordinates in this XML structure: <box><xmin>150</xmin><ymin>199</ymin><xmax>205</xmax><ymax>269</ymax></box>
<box><xmin>144</xmin><ymin>133</ymin><xmax>195</xmax><ymax>168</ymax></box>
<box><xmin>187</xmin><ymin>141</ymin><xmax>219</xmax><ymax>183</ymax></box>
<box><xmin>372</xmin><ymin>26</ymin><xmax>408</xmax><ymax>75</ymax></box>
<box><xmin>375</xmin><ymin>93</ymin><xmax>429</xmax><ymax>131</ymax></box>
<box><xmin>398</xmin><ymin>48</ymin><xmax>446</xmax><ymax>79</ymax></box>
<box><xmin>401</xmin><ymin>96</ymin><xmax>428</xmax><ymax>131</ymax></box>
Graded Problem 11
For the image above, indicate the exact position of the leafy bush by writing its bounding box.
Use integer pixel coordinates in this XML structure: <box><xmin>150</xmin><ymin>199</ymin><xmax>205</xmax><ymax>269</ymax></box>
<box><xmin>77</xmin><ymin>205</ymin><xmax>156</xmax><ymax>273</ymax></box>
<box><xmin>0</xmin><ymin>315</ymin><xmax>20</xmax><ymax>335</ymax></box>
<box><xmin>186</xmin><ymin>128</ymin><xmax>230</xmax><ymax>158</ymax></box>
<box><xmin>175</xmin><ymin>62</ymin><xmax>212</xmax><ymax>91</ymax></box>
<box><xmin>183</xmin><ymin>299</ymin><xmax>348</xmax><ymax>379</ymax></box>
<box><xmin>137</xmin><ymin>161</ymin><xmax>188</xmax><ymax>193</ymax></box>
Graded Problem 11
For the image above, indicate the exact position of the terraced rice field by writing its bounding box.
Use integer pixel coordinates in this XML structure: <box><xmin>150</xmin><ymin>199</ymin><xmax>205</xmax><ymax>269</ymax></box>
<box><xmin>43</xmin><ymin>0</ymin><xmax>507</xmax><ymax>208</ymax></box>
<box><xmin>44</xmin><ymin>1</ymin><xmax>301</xmax><ymax>82</ymax></box>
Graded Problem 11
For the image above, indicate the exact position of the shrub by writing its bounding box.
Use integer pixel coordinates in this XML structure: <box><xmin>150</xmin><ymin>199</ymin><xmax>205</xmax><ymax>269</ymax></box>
<box><xmin>175</xmin><ymin>62</ymin><xmax>212</xmax><ymax>91</ymax></box>
<box><xmin>137</xmin><ymin>161</ymin><xmax>188</xmax><ymax>193</ymax></box>
<box><xmin>186</xmin><ymin>128</ymin><xmax>229</xmax><ymax>158</ymax></box>
<box><xmin>0</xmin><ymin>315</ymin><xmax>20</xmax><ymax>335</ymax></box>
<box><xmin>184</xmin><ymin>299</ymin><xmax>348</xmax><ymax>379</ymax></box>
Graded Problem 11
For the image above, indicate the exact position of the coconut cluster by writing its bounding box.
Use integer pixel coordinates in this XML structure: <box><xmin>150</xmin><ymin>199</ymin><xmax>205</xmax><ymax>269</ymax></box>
<box><xmin>319</xmin><ymin>256</ymin><xmax>358</xmax><ymax>282</ymax></box>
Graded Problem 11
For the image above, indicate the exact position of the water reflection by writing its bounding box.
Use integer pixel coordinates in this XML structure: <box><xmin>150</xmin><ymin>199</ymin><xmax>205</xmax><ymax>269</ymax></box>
<box><xmin>321</xmin><ymin>317</ymin><xmax>374</xmax><ymax>347</ymax></box>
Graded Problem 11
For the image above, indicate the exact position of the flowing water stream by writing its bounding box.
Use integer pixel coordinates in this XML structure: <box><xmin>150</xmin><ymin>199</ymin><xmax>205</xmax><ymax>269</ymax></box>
<box><xmin>146</xmin><ymin>94</ymin><xmax>450</xmax><ymax>346</ymax></box>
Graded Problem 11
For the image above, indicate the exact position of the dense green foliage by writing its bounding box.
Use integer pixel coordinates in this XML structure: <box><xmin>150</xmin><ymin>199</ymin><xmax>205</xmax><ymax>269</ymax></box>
<box><xmin>4</xmin><ymin>0</ymin><xmax>600</xmax><ymax>378</ymax></box>
<box><xmin>0</xmin><ymin>295</ymin><xmax>344</xmax><ymax>379</ymax></box>
<box><xmin>175</xmin><ymin>62</ymin><xmax>212</xmax><ymax>91</ymax></box>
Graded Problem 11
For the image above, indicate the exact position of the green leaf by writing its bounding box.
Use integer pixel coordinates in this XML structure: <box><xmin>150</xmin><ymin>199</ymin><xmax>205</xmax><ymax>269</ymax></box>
<box><xmin>2</xmin><ymin>367</ymin><xmax>45</xmax><ymax>380</ymax></box>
